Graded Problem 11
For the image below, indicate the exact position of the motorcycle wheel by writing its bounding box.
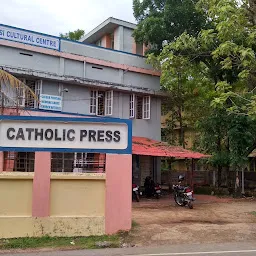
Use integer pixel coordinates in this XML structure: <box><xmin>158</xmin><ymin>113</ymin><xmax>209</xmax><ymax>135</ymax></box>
<box><xmin>174</xmin><ymin>195</ymin><xmax>185</xmax><ymax>206</ymax></box>
<box><xmin>188</xmin><ymin>201</ymin><xmax>193</xmax><ymax>209</ymax></box>
<box><xmin>136</xmin><ymin>194</ymin><xmax>140</xmax><ymax>202</ymax></box>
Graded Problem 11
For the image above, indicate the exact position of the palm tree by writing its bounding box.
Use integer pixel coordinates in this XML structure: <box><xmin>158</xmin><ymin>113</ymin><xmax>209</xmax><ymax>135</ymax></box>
<box><xmin>0</xmin><ymin>69</ymin><xmax>38</xmax><ymax>114</ymax></box>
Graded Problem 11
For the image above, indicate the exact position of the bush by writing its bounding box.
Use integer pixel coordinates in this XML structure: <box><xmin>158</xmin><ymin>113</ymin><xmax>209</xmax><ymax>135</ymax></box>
<box><xmin>193</xmin><ymin>185</ymin><xmax>213</xmax><ymax>195</ymax></box>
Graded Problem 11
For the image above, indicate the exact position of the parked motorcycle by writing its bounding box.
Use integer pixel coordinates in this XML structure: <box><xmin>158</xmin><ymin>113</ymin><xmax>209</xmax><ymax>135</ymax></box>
<box><xmin>154</xmin><ymin>183</ymin><xmax>162</xmax><ymax>199</ymax></box>
<box><xmin>172</xmin><ymin>175</ymin><xmax>195</xmax><ymax>209</ymax></box>
<box><xmin>132</xmin><ymin>183</ymin><xmax>140</xmax><ymax>202</ymax></box>
<box><xmin>144</xmin><ymin>176</ymin><xmax>162</xmax><ymax>199</ymax></box>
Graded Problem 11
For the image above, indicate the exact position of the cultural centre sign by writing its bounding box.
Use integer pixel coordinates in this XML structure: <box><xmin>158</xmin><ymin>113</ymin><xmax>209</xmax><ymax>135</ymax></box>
<box><xmin>0</xmin><ymin>24</ymin><xmax>60</xmax><ymax>51</ymax></box>
<box><xmin>0</xmin><ymin>116</ymin><xmax>132</xmax><ymax>154</ymax></box>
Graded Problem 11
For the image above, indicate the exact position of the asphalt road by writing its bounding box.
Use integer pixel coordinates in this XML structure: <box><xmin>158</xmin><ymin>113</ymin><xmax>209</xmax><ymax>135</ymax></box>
<box><xmin>1</xmin><ymin>242</ymin><xmax>256</xmax><ymax>256</ymax></box>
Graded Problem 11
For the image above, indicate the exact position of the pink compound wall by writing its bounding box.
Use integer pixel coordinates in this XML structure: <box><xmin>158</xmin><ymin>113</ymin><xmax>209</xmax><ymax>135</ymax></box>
<box><xmin>105</xmin><ymin>154</ymin><xmax>132</xmax><ymax>234</ymax></box>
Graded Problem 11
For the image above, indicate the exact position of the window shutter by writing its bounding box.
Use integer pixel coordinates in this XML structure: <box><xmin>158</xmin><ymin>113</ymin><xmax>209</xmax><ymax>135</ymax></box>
<box><xmin>129</xmin><ymin>94</ymin><xmax>135</xmax><ymax>118</ymax></box>
<box><xmin>90</xmin><ymin>90</ymin><xmax>97</xmax><ymax>115</ymax></box>
<box><xmin>143</xmin><ymin>96</ymin><xmax>151</xmax><ymax>119</ymax></box>
<box><xmin>105</xmin><ymin>90</ymin><xmax>113</xmax><ymax>116</ymax></box>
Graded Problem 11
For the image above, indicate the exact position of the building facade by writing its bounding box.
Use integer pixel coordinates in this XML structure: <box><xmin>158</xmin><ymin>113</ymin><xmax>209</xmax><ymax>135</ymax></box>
<box><xmin>0</xmin><ymin>18</ymin><xmax>162</xmax><ymax>185</ymax></box>
<box><xmin>0</xmin><ymin>17</ymin><xmax>163</xmax><ymax>238</ymax></box>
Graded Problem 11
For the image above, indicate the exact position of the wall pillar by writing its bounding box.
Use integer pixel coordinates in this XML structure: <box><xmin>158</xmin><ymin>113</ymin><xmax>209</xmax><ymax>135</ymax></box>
<box><xmin>132</xmin><ymin>40</ymin><xmax>137</xmax><ymax>54</ymax></box>
<box><xmin>143</xmin><ymin>43</ymin><xmax>149</xmax><ymax>56</ymax></box>
<box><xmin>0</xmin><ymin>152</ymin><xmax>3</xmax><ymax>172</ymax></box>
<box><xmin>101</xmin><ymin>35</ymin><xmax>107</xmax><ymax>48</ymax></box>
<box><xmin>32</xmin><ymin>152</ymin><xmax>51</xmax><ymax>217</ymax></box>
<box><xmin>105</xmin><ymin>154</ymin><xmax>132</xmax><ymax>234</ymax></box>
<box><xmin>106</xmin><ymin>34</ymin><xmax>112</xmax><ymax>49</ymax></box>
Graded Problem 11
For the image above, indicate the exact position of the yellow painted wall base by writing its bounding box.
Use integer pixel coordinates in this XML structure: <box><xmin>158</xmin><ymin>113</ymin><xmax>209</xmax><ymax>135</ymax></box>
<box><xmin>0</xmin><ymin>216</ymin><xmax>105</xmax><ymax>238</ymax></box>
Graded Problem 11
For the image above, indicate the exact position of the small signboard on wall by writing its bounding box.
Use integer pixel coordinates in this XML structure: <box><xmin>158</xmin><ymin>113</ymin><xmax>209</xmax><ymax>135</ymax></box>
<box><xmin>0</xmin><ymin>116</ymin><xmax>132</xmax><ymax>154</ymax></box>
<box><xmin>39</xmin><ymin>94</ymin><xmax>62</xmax><ymax>112</ymax></box>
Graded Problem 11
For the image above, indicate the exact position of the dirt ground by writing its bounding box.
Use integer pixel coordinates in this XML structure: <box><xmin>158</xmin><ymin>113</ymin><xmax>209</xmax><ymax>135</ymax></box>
<box><xmin>128</xmin><ymin>195</ymin><xmax>256</xmax><ymax>247</ymax></box>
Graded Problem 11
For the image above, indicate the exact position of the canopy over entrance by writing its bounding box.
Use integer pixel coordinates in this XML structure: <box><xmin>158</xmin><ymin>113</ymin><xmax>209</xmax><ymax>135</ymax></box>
<box><xmin>132</xmin><ymin>136</ymin><xmax>209</xmax><ymax>159</ymax></box>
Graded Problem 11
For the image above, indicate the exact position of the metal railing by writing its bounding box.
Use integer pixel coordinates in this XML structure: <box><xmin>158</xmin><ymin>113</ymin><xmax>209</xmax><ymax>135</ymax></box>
<box><xmin>51</xmin><ymin>153</ymin><xmax>106</xmax><ymax>173</ymax></box>
<box><xmin>4</xmin><ymin>152</ymin><xmax>35</xmax><ymax>172</ymax></box>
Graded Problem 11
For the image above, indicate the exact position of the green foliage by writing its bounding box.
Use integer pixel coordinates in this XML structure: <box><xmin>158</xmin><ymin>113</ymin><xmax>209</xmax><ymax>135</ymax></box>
<box><xmin>197</xmin><ymin>109</ymin><xmax>256</xmax><ymax>169</ymax></box>
<box><xmin>148</xmin><ymin>0</ymin><xmax>256</xmax><ymax>182</ymax></box>
<box><xmin>60</xmin><ymin>29</ymin><xmax>85</xmax><ymax>41</ymax></box>
<box><xmin>132</xmin><ymin>220</ymin><xmax>140</xmax><ymax>228</ymax></box>
<box><xmin>133</xmin><ymin>0</ymin><xmax>207</xmax><ymax>54</ymax></box>
<box><xmin>194</xmin><ymin>185</ymin><xmax>214</xmax><ymax>195</ymax></box>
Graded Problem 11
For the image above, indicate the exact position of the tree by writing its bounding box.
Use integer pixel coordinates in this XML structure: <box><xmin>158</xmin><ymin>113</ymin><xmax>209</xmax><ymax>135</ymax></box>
<box><xmin>148</xmin><ymin>0</ymin><xmax>256</xmax><ymax>187</ymax></box>
<box><xmin>0</xmin><ymin>69</ymin><xmax>38</xmax><ymax>114</ymax></box>
<box><xmin>60</xmin><ymin>29</ymin><xmax>85</xmax><ymax>41</ymax></box>
<box><xmin>132</xmin><ymin>0</ymin><xmax>207</xmax><ymax>54</ymax></box>
<box><xmin>133</xmin><ymin>0</ymin><xmax>208</xmax><ymax>147</ymax></box>
<box><xmin>197</xmin><ymin>109</ymin><xmax>256</xmax><ymax>187</ymax></box>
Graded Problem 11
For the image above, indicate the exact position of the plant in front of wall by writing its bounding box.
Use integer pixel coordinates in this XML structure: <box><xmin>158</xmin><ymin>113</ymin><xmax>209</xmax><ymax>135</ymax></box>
<box><xmin>0</xmin><ymin>69</ymin><xmax>38</xmax><ymax>114</ymax></box>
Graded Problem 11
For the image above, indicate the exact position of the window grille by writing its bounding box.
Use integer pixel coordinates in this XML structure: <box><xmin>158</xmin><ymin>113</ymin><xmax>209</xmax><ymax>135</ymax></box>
<box><xmin>97</xmin><ymin>91</ymin><xmax>105</xmax><ymax>116</ymax></box>
<box><xmin>136</xmin><ymin>96</ymin><xmax>143</xmax><ymax>119</ymax></box>
<box><xmin>90</xmin><ymin>90</ymin><xmax>113</xmax><ymax>116</ymax></box>
<box><xmin>51</xmin><ymin>153</ymin><xmax>106</xmax><ymax>173</ymax></box>
<box><xmin>130</xmin><ymin>94</ymin><xmax>151</xmax><ymax>120</ymax></box>
<box><xmin>4</xmin><ymin>152</ymin><xmax>35</xmax><ymax>172</ymax></box>
<box><xmin>18</xmin><ymin>79</ymin><xmax>42</xmax><ymax>109</ymax></box>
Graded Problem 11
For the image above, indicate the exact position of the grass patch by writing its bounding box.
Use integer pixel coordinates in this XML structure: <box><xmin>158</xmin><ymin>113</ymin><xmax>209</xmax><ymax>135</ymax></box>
<box><xmin>132</xmin><ymin>220</ymin><xmax>139</xmax><ymax>228</ymax></box>
<box><xmin>251</xmin><ymin>211</ymin><xmax>256</xmax><ymax>216</ymax></box>
<box><xmin>0</xmin><ymin>235</ymin><xmax>121</xmax><ymax>250</ymax></box>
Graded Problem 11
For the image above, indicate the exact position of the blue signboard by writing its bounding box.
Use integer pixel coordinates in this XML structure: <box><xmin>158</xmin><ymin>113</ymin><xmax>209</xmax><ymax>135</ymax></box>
<box><xmin>0</xmin><ymin>115</ymin><xmax>132</xmax><ymax>154</ymax></box>
<box><xmin>0</xmin><ymin>24</ymin><xmax>60</xmax><ymax>51</ymax></box>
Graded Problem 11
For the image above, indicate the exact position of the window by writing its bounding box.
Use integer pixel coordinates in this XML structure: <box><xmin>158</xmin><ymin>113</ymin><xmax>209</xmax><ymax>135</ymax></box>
<box><xmin>130</xmin><ymin>94</ymin><xmax>151</xmax><ymax>119</ymax></box>
<box><xmin>110</xmin><ymin>33</ymin><xmax>114</xmax><ymax>49</ymax></box>
<box><xmin>143</xmin><ymin>96</ymin><xmax>151</xmax><ymax>119</ymax></box>
<box><xmin>51</xmin><ymin>153</ymin><xmax>74</xmax><ymax>172</ymax></box>
<box><xmin>90</xmin><ymin>91</ymin><xmax>97</xmax><ymax>114</ymax></box>
<box><xmin>136</xmin><ymin>96</ymin><xmax>143</xmax><ymax>119</ymax></box>
<box><xmin>98</xmin><ymin>91</ymin><xmax>105</xmax><ymax>116</ymax></box>
<box><xmin>4</xmin><ymin>152</ymin><xmax>35</xmax><ymax>172</ymax></box>
<box><xmin>90</xmin><ymin>90</ymin><xmax>113</xmax><ymax>116</ymax></box>
<box><xmin>105</xmin><ymin>90</ymin><xmax>113</xmax><ymax>115</ymax></box>
<box><xmin>129</xmin><ymin>94</ymin><xmax>135</xmax><ymax>118</ymax></box>
<box><xmin>17</xmin><ymin>79</ymin><xmax>42</xmax><ymax>108</ymax></box>
<box><xmin>51</xmin><ymin>153</ymin><xmax>106</xmax><ymax>173</ymax></box>
<box><xmin>96</xmin><ymin>39</ymin><xmax>102</xmax><ymax>47</ymax></box>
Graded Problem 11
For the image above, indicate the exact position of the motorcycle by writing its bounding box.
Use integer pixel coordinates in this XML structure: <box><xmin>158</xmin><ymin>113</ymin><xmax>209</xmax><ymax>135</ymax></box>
<box><xmin>154</xmin><ymin>183</ymin><xmax>162</xmax><ymax>199</ymax></box>
<box><xmin>172</xmin><ymin>184</ymin><xmax>195</xmax><ymax>209</ymax></box>
<box><xmin>132</xmin><ymin>183</ymin><xmax>140</xmax><ymax>202</ymax></box>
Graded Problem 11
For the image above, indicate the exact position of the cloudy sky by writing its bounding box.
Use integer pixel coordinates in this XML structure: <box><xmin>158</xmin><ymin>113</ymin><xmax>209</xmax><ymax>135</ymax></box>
<box><xmin>0</xmin><ymin>0</ymin><xmax>136</xmax><ymax>36</ymax></box>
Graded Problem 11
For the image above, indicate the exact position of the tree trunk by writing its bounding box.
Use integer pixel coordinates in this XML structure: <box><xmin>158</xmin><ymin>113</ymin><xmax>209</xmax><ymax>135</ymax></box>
<box><xmin>213</xmin><ymin>170</ymin><xmax>216</xmax><ymax>187</ymax></box>
<box><xmin>178</xmin><ymin>106</ymin><xmax>185</xmax><ymax>148</ymax></box>
<box><xmin>217</xmin><ymin>165</ymin><xmax>222</xmax><ymax>188</ymax></box>
<box><xmin>177</xmin><ymin>72</ymin><xmax>185</xmax><ymax>148</ymax></box>
<box><xmin>241</xmin><ymin>168</ymin><xmax>245</xmax><ymax>195</ymax></box>
<box><xmin>235</xmin><ymin>171</ymin><xmax>240</xmax><ymax>197</ymax></box>
<box><xmin>248</xmin><ymin>0</ymin><xmax>256</xmax><ymax>25</ymax></box>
